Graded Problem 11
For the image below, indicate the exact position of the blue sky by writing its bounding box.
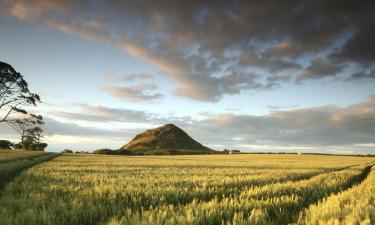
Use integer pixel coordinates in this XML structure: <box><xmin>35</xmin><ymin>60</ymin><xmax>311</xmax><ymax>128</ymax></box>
<box><xmin>0</xmin><ymin>1</ymin><xmax>375</xmax><ymax>153</ymax></box>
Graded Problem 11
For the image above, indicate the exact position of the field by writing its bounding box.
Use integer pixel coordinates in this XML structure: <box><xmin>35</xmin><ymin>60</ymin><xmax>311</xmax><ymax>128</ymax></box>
<box><xmin>0</xmin><ymin>152</ymin><xmax>374</xmax><ymax>225</ymax></box>
<box><xmin>0</xmin><ymin>150</ymin><xmax>57</xmax><ymax>189</ymax></box>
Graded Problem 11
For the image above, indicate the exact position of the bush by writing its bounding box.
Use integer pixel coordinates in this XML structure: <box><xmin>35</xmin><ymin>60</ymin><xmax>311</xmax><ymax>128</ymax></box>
<box><xmin>93</xmin><ymin>149</ymin><xmax>133</xmax><ymax>155</ymax></box>
<box><xmin>74</xmin><ymin>151</ymin><xmax>90</xmax><ymax>154</ymax></box>
<box><xmin>93</xmin><ymin>149</ymin><xmax>112</xmax><ymax>154</ymax></box>
<box><xmin>0</xmin><ymin>140</ymin><xmax>13</xmax><ymax>149</ymax></box>
<box><xmin>13</xmin><ymin>143</ymin><xmax>23</xmax><ymax>149</ymax></box>
<box><xmin>10</xmin><ymin>142</ymin><xmax>47</xmax><ymax>151</ymax></box>
<box><xmin>30</xmin><ymin>143</ymin><xmax>48</xmax><ymax>151</ymax></box>
<box><xmin>62</xmin><ymin>149</ymin><xmax>73</xmax><ymax>153</ymax></box>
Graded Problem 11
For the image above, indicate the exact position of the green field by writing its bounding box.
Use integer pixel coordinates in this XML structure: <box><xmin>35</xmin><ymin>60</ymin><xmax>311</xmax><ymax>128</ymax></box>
<box><xmin>0</xmin><ymin>152</ymin><xmax>374</xmax><ymax>225</ymax></box>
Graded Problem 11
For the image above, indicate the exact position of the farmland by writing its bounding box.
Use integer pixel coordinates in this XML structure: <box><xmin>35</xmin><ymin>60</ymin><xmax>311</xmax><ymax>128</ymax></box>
<box><xmin>0</xmin><ymin>150</ymin><xmax>58</xmax><ymax>189</ymax></box>
<box><xmin>0</xmin><ymin>152</ymin><xmax>374</xmax><ymax>225</ymax></box>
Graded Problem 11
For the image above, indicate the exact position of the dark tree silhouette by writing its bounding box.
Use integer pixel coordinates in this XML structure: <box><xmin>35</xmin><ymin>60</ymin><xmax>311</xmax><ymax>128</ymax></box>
<box><xmin>0</xmin><ymin>61</ymin><xmax>40</xmax><ymax>123</ymax></box>
<box><xmin>26</xmin><ymin>126</ymin><xmax>43</xmax><ymax>143</ymax></box>
<box><xmin>25</xmin><ymin>126</ymin><xmax>47</xmax><ymax>150</ymax></box>
<box><xmin>11</xmin><ymin>114</ymin><xmax>44</xmax><ymax>149</ymax></box>
<box><xmin>0</xmin><ymin>140</ymin><xmax>13</xmax><ymax>149</ymax></box>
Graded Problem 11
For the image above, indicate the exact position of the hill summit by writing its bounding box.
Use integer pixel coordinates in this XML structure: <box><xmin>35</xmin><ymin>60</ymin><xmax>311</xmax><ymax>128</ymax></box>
<box><xmin>121</xmin><ymin>124</ymin><xmax>213</xmax><ymax>154</ymax></box>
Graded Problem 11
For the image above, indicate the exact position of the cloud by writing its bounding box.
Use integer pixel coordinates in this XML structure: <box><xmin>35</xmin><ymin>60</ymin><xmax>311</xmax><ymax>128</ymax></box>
<box><xmin>51</xmin><ymin>103</ymin><xmax>149</xmax><ymax>123</ymax></box>
<box><xmin>0</xmin><ymin>116</ymin><xmax>128</xmax><ymax>140</ymax></box>
<box><xmin>184</xmin><ymin>96</ymin><xmax>375</xmax><ymax>148</ymax></box>
<box><xmin>1</xmin><ymin>96</ymin><xmax>375</xmax><ymax>153</ymax></box>
<box><xmin>105</xmin><ymin>70</ymin><xmax>156</xmax><ymax>82</ymax></box>
<box><xmin>42</xmin><ymin>117</ymin><xmax>143</xmax><ymax>151</ymax></box>
<box><xmin>102</xmin><ymin>83</ymin><xmax>162</xmax><ymax>102</ymax></box>
<box><xmin>2</xmin><ymin>0</ymin><xmax>375</xmax><ymax>102</ymax></box>
<box><xmin>103</xmin><ymin>70</ymin><xmax>162</xmax><ymax>102</ymax></box>
<box><xmin>346</xmin><ymin>69</ymin><xmax>375</xmax><ymax>81</ymax></box>
<box><xmin>42</xmin><ymin>117</ymin><xmax>120</xmax><ymax>137</ymax></box>
<box><xmin>298</xmin><ymin>58</ymin><xmax>343</xmax><ymax>81</ymax></box>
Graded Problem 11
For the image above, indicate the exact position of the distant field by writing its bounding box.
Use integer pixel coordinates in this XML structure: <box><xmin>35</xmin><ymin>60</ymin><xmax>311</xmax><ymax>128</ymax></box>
<box><xmin>0</xmin><ymin>152</ymin><xmax>374</xmax><ymax>225</ymax></box>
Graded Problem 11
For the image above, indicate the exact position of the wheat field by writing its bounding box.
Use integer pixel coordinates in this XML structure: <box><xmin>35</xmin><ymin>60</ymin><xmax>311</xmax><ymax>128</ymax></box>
<box><xmin>0</xmin><ymin>152</ymin><xmax>374</xmax><ymax>225</ymax></box>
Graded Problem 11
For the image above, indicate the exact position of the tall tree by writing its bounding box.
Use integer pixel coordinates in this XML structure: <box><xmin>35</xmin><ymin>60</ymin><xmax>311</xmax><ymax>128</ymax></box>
<box><xmin>11</xmin><ymin>114</ymin><xmax>44</xmax><ymax>149</ymax></box>
<box><xmin>0</xmin><ymin>61</ymin><xmax>40</xmax><ymax>123</ymax></box>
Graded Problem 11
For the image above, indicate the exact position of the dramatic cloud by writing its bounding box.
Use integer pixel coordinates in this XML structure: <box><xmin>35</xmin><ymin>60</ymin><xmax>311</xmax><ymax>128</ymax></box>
<box><xmin>298</xmin><ymin>58</ymin><xmax>342</xmax><ymax>81</ymax></box>
<box><xmin>2</xmin><ymin>0</ymin><xmax>374</xmax><ymax>101</ymax></box>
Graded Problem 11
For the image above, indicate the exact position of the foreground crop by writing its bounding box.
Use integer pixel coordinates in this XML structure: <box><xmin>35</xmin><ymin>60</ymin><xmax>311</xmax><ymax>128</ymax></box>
<box><xmin>0</xmin><ymin>153</ymin><xmax>373</xmax><ymax>225</ymax></box>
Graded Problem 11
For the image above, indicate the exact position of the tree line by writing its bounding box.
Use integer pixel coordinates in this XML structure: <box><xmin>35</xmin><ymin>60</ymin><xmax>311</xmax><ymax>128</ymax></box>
<box><xmin>0</xmin><ymin>61</ymin><xmax>47</xmax><ymax>151</ymax></box>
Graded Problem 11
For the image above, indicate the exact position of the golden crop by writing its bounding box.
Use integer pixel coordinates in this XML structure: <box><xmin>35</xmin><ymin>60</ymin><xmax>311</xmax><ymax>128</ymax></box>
<box><xmin>0</xmin><ymin>153</ymin><xmax>373</xmax><ymax>225</ymax></box>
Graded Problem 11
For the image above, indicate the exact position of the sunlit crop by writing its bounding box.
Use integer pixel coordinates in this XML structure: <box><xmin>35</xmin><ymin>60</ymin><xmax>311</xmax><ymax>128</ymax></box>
<box><xmin>0</xmin><ymin>153</ymin><xmax>373</xmax><ymax>225</ymax></box>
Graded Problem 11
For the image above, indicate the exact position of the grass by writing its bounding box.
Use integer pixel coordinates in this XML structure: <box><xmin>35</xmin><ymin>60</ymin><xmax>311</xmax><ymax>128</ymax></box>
<box><xmin>0</xmin><ymin>153</ymin><xmax>373</xmax><ymax>225</ymax></box>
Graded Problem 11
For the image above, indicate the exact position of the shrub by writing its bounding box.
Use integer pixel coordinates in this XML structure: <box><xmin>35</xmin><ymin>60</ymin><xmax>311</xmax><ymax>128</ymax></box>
<box><xmin>0</xmin><ymin>140</ymin><xmax>13</xmax><ymax>149</ymax></box>
<box><xmin>93</xmin><ymin>149</ymin><xmax>133</xmax><ymax>155</ymax></box>
<box><xmin>12</xmin><ymin>143</ymin><xmax>23</xmax><ymax>149</ymax></box>
<box><xmin>30</xmin><ymin>143</ymin><xmax>47</xmax><ymax>151</ymax></box>
<box><xmin>62</xmin><ymin>149</ymin><xmax>73</xmax><ymax>153</ymax></box>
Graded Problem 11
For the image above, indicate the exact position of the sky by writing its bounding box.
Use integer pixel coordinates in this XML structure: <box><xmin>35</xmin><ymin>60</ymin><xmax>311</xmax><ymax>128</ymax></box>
<box><xmin>0</xmin><ymin>0</ymin><xmax>374</xmax><ymax>154</ymax></box>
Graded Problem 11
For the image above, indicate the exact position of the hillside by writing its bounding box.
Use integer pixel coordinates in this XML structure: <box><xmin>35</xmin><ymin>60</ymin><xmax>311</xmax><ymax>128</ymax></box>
<box><xmin>121</xmin><ymin>124</ymin><xmax>214</xmax><ymax>154</ymax></box>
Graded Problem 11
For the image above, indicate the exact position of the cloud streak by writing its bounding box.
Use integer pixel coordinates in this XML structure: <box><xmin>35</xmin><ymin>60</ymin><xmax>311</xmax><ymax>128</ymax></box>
<box><xmin>105</xmin><ymin>70</ymin><xmax>156</xmax><ymax>82</ymax></box>
<box><xmin>102</xmin><ymin>84</ymin><xmax>162</xmax><ymax>102</ymax></box>
<box><xmin>51</xmin><ymin>103</ymin><xmax>150</xmax><ymax>123</ymax></box>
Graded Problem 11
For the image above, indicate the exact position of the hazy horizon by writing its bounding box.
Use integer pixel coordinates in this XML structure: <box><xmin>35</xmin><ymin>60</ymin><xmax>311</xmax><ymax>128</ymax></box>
<box><xmin>1</xmin><ymin>1</ymin><xmax>374</xmax><ymax>154</ymax></box>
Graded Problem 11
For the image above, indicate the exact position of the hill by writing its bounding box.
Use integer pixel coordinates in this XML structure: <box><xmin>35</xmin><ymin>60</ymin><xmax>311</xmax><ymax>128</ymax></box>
<box><xmin>121</xmin><ymin>124</ymin><xmax>214</xmax><ymax>155</ymax></box>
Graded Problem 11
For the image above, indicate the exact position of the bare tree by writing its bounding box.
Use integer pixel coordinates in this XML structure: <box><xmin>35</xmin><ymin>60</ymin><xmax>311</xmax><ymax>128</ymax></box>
<box><xmin>0</xmin><ymin>61</ymin><xmax>40</xmax><ymax>123</ymax></box>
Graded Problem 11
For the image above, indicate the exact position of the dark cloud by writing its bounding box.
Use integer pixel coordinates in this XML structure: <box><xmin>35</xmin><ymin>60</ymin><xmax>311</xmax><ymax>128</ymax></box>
<box><xmin>298</xmin><ymin>58</ymin><xmax>343</xmax><ymax>81</ymax></box>
<box><xmin>1</xmin><ymin>0</ymin><xmax>375</xmax><ymax>101</ymax></box>
<box><xmin>346</xmin><ymin>69</ymin><xmax>375</xmax><ymax>81</ymax></box>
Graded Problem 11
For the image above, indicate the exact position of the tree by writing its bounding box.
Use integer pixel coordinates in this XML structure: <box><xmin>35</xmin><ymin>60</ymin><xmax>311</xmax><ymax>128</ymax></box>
<box><xmin>26</xmin><ymin>126</ymin><xmax>44</xmax><ymax>144</ymax></box>
<box><xmin>26</xmin><ymin>126</ymin><xmax>47</xmax><ymax>151</ymax></box>
<box><xmin>11</xmin><ymin>114</ymin><xmax>44</xmax><ymax>149</ymax></box>
<box><xmin>0</xmin><ymin>140</ymin><xmax>13</xmax><ymax>149</ymax></box>
<box><xmin>0</xmin><ymin>61</ymin><xmax>40</xmax><ymax>123</ymax></box>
